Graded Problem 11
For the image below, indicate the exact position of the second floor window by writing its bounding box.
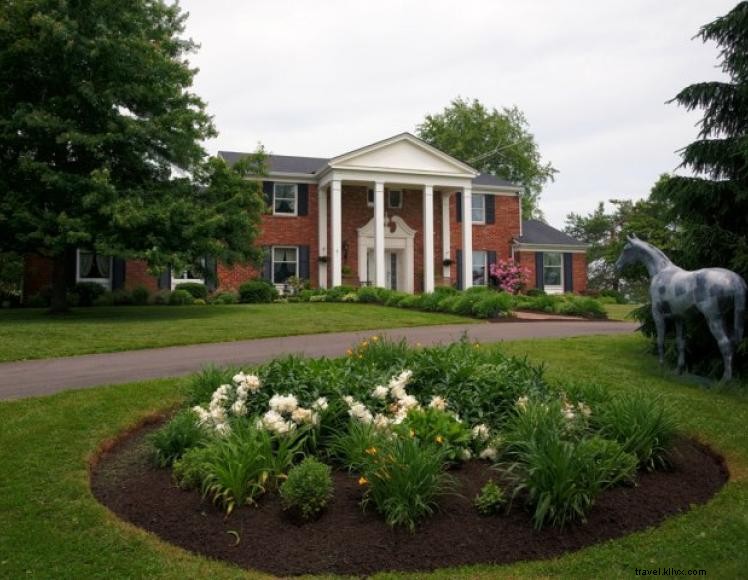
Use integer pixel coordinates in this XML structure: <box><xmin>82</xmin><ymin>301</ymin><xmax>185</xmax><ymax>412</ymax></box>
<box><xmin>472</xmin><ymin>194</ymin><xmax>486</xmax><ymax>223</ymax></box>
<box><xmin>273</xmin><ymin>183</ymin><xmax>297</xmax><ymax>215</ymax></box>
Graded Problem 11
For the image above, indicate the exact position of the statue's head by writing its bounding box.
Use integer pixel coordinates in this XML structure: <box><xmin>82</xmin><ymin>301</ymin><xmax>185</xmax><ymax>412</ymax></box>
<box><xmin>615</xmin><ymin>234</ymin><xmax>642</xmax><ymax>272</ymax></box>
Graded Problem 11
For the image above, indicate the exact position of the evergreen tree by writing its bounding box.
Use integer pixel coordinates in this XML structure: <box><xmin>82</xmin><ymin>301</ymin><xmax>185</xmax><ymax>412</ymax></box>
<box><xmin>0</xmin><ymin>1</ymin><xmax>264</xmax><ymax>311</ymax></box>
<box><xmin>652</xmin><ymin>1</ymin><xmax>748</xmax><ymax>279</ymax></box>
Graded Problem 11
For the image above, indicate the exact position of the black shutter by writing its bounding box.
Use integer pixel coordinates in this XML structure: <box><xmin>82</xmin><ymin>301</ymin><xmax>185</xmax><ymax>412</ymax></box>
<box><xmin>535</xmin><ymin>252</ymin><xmax>544</xmax><ymax>291</ymax></box>
<box><xmin>111</xmin><ymin>258</ymin><xmax>126</xmax><ymax>290</ymax></box>
<box><xmin>487</xmin><ymin>250</ymin><xmax>497</xmax><ymax>288</ymax></box>
<box><xmin>298</xmin><ymin>245</ymin><xmax>310</xmax><ymax>280</ymax></box>
<box><xmin>262</xmin><ymin>181</ymin><xmax>273</xmax><ymax>208</ymax></box>
<box><xmin>563</xmin><ymin>252</ymin><xmax>573</xmax><ymax>293</ymax></box>
<box><xmin>65</xmin><ymin>247</ymin><xmax>77</xmax><ymax>288</ymax></box>
<box><xmin>158</xmin><ymin>267</ymin><xmax>171</xmax><ymax>290</ymax></box>
<box><xmin>456</xmin><ymin>194</ymin><xmax>462</xmax><ymax>223</ymax></box>
<box><xmin>205</xmin><ymin>256</ymin><xmax>218</xmax><ymax>292</ymax></box>
<box><xmin>485</xmin><ymin>195</ymin><xmax>495</xmax><ymax>224</ymax></box>
<box><xmin>297</xmin><ymin>184</ymin><xmax>308</xmax><ymax>216</ymax></box>
<box><xmin>262</xmin><ymin>246</ymin><xmax>272</xmax><ymax>283</ymax></box>
<box><xmin>456</xmin><ymin>249</ymin><xmax>463</xmax><ymax>290</ymax></box>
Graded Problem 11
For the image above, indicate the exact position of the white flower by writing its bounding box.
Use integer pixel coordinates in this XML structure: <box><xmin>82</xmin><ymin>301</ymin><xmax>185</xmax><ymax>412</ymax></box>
<box><xmin>192</xmin><ymin>406</ymin><xmax>211</xmax><ymax>427</ymax></box>
<box><xmin>213</xmin><ymin>384</ymin><xmax>231</xmax><ymax>401</ymax></box>
<box><xmin>429</xmin><ymin>396</ymin><xmax>447</xmax><ymax>411</ymax></box>
<box><xmin>232</xmin><ymin>372</ymin><xmax>247</xmax><ymax>385</ymax></box>
<box><xmin>349</xmin><ymin>402</ymin><xmax>373</xmax><ymax>424</ymax></box>
<box><xmin>479</xmin><ymin>447</ymin><xmax>498</xmax><ymax>461</ymax></box>
<box><xmin>343</xmin><ymin>395</ymin><xmax>354</xmax><ymax>407</ymax></box>
<box><xmin>231</xmin><ymin>400</ymin><xmax>247</xmax><ymax>417</ymax></box>
<box><xmin>460</xmin><ymin>448</ymin><xmax>473</xmax><ymax>461</ymax></box>
<box><xmin>245</xmin><ymin>375</ymin><xmax>261</xmax><ymax>391</ymax></box>
<box><xmin>392</xmin><ymin>407</ymin><xmax>408</xmax><ymax>425</ymax></box>
<box><xmin>563</xmin><ymin>407</ymin><xmax>576</xmax><ymax>421</ymax></box>
<box><xmin>312</xmin><ymin>397</ymin><xmax>328</xmax><ymax>411</ymax></box>
<box><xmin>390</xmin><ymin>384</ymin><xmax>408</xmax><ymax>401</ymax></box>
<box><xmin>235</xmin><ymin>385</ymin><xmax>249</xmax><ymax>401</ymax></box>
<box><xmin>269</xmin><ymin>393</ymin><xmax>299</xmax><ymax>414</ymax></box>
<box><xmin>516</xmin><ymin>395</ymin><xmax>529</xmax><ymax>410</ymax></box>
<box><xmin>215</xmin><ymin>422</ymin><xmax>231</xmax><ymax>436</ymax></box>
<box><xmin>371</xmin><ymin>385</ymin><xmax>389</xmax><ymax>400</ymax></box>
<box><xmin>399</xmin><ymin>394</ymin><xmax>420</xmax><ymax>411</ymax></box>
<box><xmin>472</xmin><ymin>424</ymin><xmax>490</xmax><ymax>442</ymax></box>
<box><xmin>373</xmin><ymin>413</ymin><xmax>391</xmax><ymax>431</ymax></box>
<box><xmin>209</xmin><ymin>406</ymin><xmax>226</xmax><ymax>423</ymax></box>
<box><xmin>262</xmin><ymin>409</ymin><xmax>284</xmax><ymax>429</ymax></box>
<box><xmin>291</xmin><ymin>407</ymin><xmax>314</xmax><ymax>425</ymax></box>
<box><xmin>577</xmin><ymin>402</ymin><xmax>592</xmax><ymax>418</ymax></box>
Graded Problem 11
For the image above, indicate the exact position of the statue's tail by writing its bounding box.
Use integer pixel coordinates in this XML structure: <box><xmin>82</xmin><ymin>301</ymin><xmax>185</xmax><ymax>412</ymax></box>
<box><xmin>735</xmin><ymin>278</ymin><xmax>746</xmax><ymax>345</ymax></box>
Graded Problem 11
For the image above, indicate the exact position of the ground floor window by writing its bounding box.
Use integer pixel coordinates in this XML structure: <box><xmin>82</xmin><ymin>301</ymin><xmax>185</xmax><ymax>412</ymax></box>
<box><xmin>543</xmin><ymin>252</ymin><xmax>563</xmax><ymax>292</ymax></box>
<box><xmin>273</xmin><ymin>246</ymin><xmax>298</xmax><ymax>284</ymax></box>
<box><xmin>172</xmin><ymin>258</ymin><xmax>205</xmax><ymax>289</ymax></box>
<box><xmin>77</xmin><ymin>250</ymin><xmax>111</xmax><ymax>287</ymax></box>
<box><xmin>472</xmin><ymin>251</ymin><xmax>488</xmax><ymax>286</ymax></box>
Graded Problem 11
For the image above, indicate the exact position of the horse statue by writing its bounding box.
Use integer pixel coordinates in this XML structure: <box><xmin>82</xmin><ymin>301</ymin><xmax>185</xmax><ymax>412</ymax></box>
<box><xmin>615</xmin><ymin>235</ymin><xmax>746</xmax><ymax>381</ymax></box>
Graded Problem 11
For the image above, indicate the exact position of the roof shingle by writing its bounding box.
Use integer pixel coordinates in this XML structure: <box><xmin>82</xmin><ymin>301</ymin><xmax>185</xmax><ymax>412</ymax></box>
<box><xmin>517</xmin><ymin>219</ymin><xmax>586</xmax><ymax>246</ymax></box>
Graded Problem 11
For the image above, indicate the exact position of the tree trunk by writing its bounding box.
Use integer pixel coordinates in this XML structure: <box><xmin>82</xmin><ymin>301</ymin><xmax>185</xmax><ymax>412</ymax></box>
<box><xmin>49</xmin><ymin>252</ymin><xmax>69</xmax><ymax>314</ymax></box>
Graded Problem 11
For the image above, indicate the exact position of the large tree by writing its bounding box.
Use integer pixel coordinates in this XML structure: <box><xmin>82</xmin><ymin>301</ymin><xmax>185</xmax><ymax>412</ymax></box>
<box><xmin>0</xmin><ymin>0</ymin><xmax>264</xmax><ymax>311</ymax></box>
<box><xmin>416</xmin><ymin>97</ymin><xmax>556</xmax><ymax>219</ymax></box>
<box><xmin>651</xmin><ymin>1</ymin><xmax>748</xmax><ymax>280</ymax></box>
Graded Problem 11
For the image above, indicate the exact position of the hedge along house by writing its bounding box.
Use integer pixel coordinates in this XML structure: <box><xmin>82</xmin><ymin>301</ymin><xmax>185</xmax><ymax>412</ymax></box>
<box><xmin>22</xmin><ymin>133</ymin><xmax>587</xmax><ymax>298</ymax></box>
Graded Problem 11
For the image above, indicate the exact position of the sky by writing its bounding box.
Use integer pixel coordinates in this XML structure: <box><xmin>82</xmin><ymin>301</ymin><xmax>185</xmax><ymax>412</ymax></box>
<box><xmin>179</xmin><ymin>0</ymin><xmax>734</xmax><ymax>228</ymax></box>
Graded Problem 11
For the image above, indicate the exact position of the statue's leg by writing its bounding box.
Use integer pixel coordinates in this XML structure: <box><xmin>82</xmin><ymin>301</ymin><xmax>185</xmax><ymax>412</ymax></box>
<box><xmin>653</xmin><ymin>311</ymin><xmax>666</xmax><ymax>367</ymax></box>
<box><xmin>675</xmin><ymin>319</ymin><xmax>686</xmax><ymax>374</ymax></box>
<box><xmin>705</xmin><ymin>314</ymin><xmax>733</xmax><ymax>382</ymax></box>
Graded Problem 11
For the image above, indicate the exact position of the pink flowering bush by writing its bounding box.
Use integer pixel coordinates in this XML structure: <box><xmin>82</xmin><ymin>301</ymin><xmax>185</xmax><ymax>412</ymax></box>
<box><xmin>489</xmin><ymin>259</ymin><xmax>530</xmax><ymax>294</ymax></box>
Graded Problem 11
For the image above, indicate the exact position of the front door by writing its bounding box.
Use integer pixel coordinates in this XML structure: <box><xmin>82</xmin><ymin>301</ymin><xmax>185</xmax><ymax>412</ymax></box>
<box><xmin>367</xmin><ymin>250</ymin><xmax>400</xmax><ymax>290</ymax></box>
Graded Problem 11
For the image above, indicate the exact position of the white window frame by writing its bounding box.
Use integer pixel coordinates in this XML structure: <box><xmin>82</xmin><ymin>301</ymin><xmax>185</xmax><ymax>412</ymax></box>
<box><xmin>273</xmin><ymin>183</ymin><xmax>298</xmax><ymax>216</ymax></box>
<box><xmin>472</xmin><ymin>193</ymin><xmax>486</xmax><ymax>224</ymax></box>
<box><xmin>543</xmin><ymin>252</ymin><xmax>564</xmax><ymax>294</ymax></box>
<box><xmin>272</xmin><ymin>245</ymin><xmax>299</xmax><ymax>285</ymax></box>
<box><xmin>388</xmin><ymin>189</ymin><xmax>402</xmax><ymax>209</ymax></box>
<box><xmin>472</xmin><ymin>250</ymin><xmax>488</xmax><ymax>286</ymax></box>
<box><xmin>171</xmin><ymin>258</ymin><xmax>206</xmax><ymax>290</ymax></box>
<box><xmin>76</xmin><ymin>249</ymin><xmax>112</xmax><ymax>289</ymax></box>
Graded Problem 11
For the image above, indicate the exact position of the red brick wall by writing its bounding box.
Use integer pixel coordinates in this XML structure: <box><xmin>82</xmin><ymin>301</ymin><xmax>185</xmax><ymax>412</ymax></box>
<box><xmin>124</xmin><ymin>260</ymin><xmax>159</xmax><ymax>292</ymax></box>
<box><xmin>515</xmin><ymin>250</ymin><xmax>537</xmax><ymax>289</ymax></box>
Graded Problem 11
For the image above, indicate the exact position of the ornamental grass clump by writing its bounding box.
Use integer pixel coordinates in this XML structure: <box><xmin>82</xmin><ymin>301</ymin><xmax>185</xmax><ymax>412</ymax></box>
<box><xmin>280</xmin><ymin>457</ymin><xmax>333</xmax><ymax>521</ymax></box>
<box><xmin>149</xmin><ymin>409</ymin><xmax>207</xmax><ymax>467</ymax></box>
<box><xmin>359</xmin><ymin>435</ymin><xmax>455</xmax><ymax>532</ymax></box>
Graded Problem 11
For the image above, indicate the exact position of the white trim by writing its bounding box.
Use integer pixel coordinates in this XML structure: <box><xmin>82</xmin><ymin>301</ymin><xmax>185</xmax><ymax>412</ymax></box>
<box><xmin>461</xmin><ymin>186</ymin><xmax>473</xmax><ymax>289</ymax></box>
<box><xmin>357</xmin><ymin>215</ymin><xmax>416</xmax><ymax>294</ymax></box>
<box><xmin>441</xmin><ymin>192</ymin><xmax>451</xmax><ymax>280</ymax></box>
<box><xmin>272</xmin><ymin>183</ymin><xmax>298</xmax><ymax>216</ymax></box>
<box><xmin>513</xmin><ymin>243</ymin><xmax>587</xmax><ymax>253</ymax></box>
<box><xmin>374</xmin><ymin>181</ymin><xmax>385</xmax><ymax>288</ymax></box>
<box><xmin>423</xmin><ymin>185</ymin><xmax>434</xmax><ymax>293</ymax></box>
<box><xmin>472</xmin><ymin>250</ymin><xmax>488</xmax><ymax>287</ymax></box>
<box><xmin>470</xmin><ymin>184</ymin><xmax>523</xmax><ymax>194</ymax></box>
<box><xmin>387</xmin><ymin>189</ymin><xmax>403</xmax><ymax>209</ymax></box>
<box><xmin>318</xmin><ymin>185</ymin><xmax>328</xmax><ymax>289</ymax></box>
<box><xmin>75</xmin><ymin>249</ymin><xmax>112</xmax><ymax>289</ymax></box>
<box><xmin>264</xmin><ymin>173</ymin><xmax>318</xmax><ymax>184</ymax></box>
<box><xmin>542</xmin><ymin>251</ymin><xmax>564</xmax><ymax>294</ymax></box>
<box><xmin>271</xmin><ymin>245</ymin><xmax>299</xmax><ymax>285</ymax></box>
<box><xmin>330</xmin><ymin>180</ymin><xmax>342</xmax><ymax>287</ymax></box>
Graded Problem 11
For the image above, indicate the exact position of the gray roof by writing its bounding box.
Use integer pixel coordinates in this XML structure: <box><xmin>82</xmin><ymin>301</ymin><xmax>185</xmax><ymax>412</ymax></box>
<box><xmin>517</xmin><ymin>219</ymin><xmax>586</xmax><ymax>246</ymax></box>
<box><xmin>219</xmin><ymin>150</ymin><xmax>520</xmax><ymax>189</ymax></box>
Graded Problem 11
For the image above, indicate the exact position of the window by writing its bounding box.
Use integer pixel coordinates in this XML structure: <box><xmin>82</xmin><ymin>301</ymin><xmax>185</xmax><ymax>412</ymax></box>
<box><xmin>543</xmin><ymin>252</ymin><xmax>563</xmax><ymax>290</ymax></box>
<box><xmin>273</xmin><ymin>183</ymin><xmax>297</xmax><ymax>215</ymax></box>
<box><xmin>388</xmin><ymin>190</ymin><xmax>402</xmax><ymax>209</ymax></box>
<box><xmin>172</xmin><ymin>258</ymin><xmax>205</xmax><ymax>289</ymax></box>
<box><xmin>472</xmin><ymin>194</ymin><xmax>486</xmax><ymax>223</ymax></box>
<box><xmin>367</xmin><ymin>189</ymin><xmax>374</xmax><ymax>207</ymax></box>
<box><xmin>472</xmin><ymin>251</ymin><xmax>488</xmax><ymax>286</ymax></box>
<box><xmin>77</xmin><ymin>250</ymin><xmax>111</xmax><ymax>287</ymax></box>
<box><xmin>272</xmin><ymin>246</ymin><xmax>298</xmax><ymax>284</ymax></box>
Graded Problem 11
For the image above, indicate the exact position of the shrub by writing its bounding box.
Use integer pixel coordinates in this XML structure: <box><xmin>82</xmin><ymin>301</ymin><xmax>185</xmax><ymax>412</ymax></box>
<box><xmin>299</xmin><ymin>289</ymin><xmax>324</xmax><ymax>301</ymax></box>
<box><xmin>384</xmin><ymin>291</ymin><xmax>409</xmax><ymax>307</ymax></box>
<box><xmin>200</xmin><ymin>423</ymin><xmax>273</xmax><ymax>514</ymax></box>
<box><xmin>436</xmin><ymin>294</ymin><xmax>460</xmax><ymax>313</ymax></box>
<box><xmin>341</xmin><ymin>292</ymin><xmax>359</xmax><ymax>302</ymax></box>
<box><xmin>149</xmin><ymin>410</ymin><xmax>207</xmax><ymax>467</ymax></box>
<box><xmin>280</xmin><ymin>457</ymin><xmax>333</xmax><ymax>521</ymax></box>
<box><xmin>173</xmin><ymin>446</ymin><xmax>212</xmax><ymax>490</ymax></box>
<box><xmin>175</xmin><ymin>282</ymin><xmax>208</xmax><ymax>300</ymax></box>
<box><xmin>131</xmin><ymin>285</ymin><xmax>150</xmax><ymax>305</ymax></box>
<box><xmin>398</xmin><ymin>294</ymin><xmax>423</xmax><ymax>309</ymax></box>
<box><xmin>474</xmin><ymin>480</ymin><xmax>506</xmax><ymax>515</ymax></box>
<box><xmin>593</xmin><ymin>393</ymin><xmax>678</xmax><ymax>471</ymax></box>
<box><xmin>400</xmin><ymin>407</ymin><xmax>471</xmax><ymax>463</ymax></box>
<box><xmin>210</xmin><ymin>291</ymin><xmax>239</xmax><ymax>305</ymax></box>
<box><xmin>110</xmin><ymin>289</ymin><xmax>133</xmax><ymax>305</ymax></box>
<box><xmin>525</xmin><ymin>287</ymin><xmax>546</xmax><ymax>297</ymax></box>
<box><xmin>25</xmin><ymin>292</ymin><xmax>50</xmax><ymax>308</ymax></box>
<box><xmin>451</xmin><ymin>293</ymin><xmax>480</xmax><ymax>316</ymax></box>
<box><xmin>152</xmin><ymin>289</ymin><xmax>171</xmax><ymax>305</ymax></box>
<box><xmin>360</xmin><ymin>435</ymin><xmax>454</xmax><ymax>532</ymax></box>
<box><xmin>555</xmin><ymin>296</ymin><xmax>606</xmax><ymax>319</ymax></box>
<box><xmin>93</xmin><ymin>292</ymin><xmax>114</xmax><ymax>306</ymax></box>
<box><xmin>238</xmin><ymin>280</ymin><xmax>278</xmax><ymax>303</ymax></box>
<box><xmin>74</xmin><ymin>282</ymin><xmax>106</xmax><ymax>307</ymax></box>
<box><xmin>325</xmin><ymin>285</ymin><xmax>355</xmax><ymax>301</ymax></box>
<box><xmin>309</xmin><ymin>294</ymin><xmax>327</xmax><ymax>302</ymax></box>
<box><xmin>357</xmin><ymin>286</ymin><xmax>383</xmax><ymax>304</ymax></box>
<box><xmin>169</xmin><ymin>288</ymin><xmax>194</xmax><ymax>305</ymax></box>
<box><xmin>193</xmin><ymin>298</ymin><xmax>207</xmax><ymax>305</ymax></box>
<box><xmin>472</xmin><ymin>292</ymin><xmax>513</xmax><ymax>319</ymax></box>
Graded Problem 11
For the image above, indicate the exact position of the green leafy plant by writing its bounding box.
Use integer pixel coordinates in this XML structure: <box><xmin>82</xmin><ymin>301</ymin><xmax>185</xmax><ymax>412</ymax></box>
<box><xmin>73</xmin><ymin>282</ymin><xmax>106</xmax><ymax>307</ymax></box>
<box><xmin>329</xmin><ymin>421</ymin><xmax>387</xmax><ymax>473</ymax></box>
<box><xmin>238</xmin><ymin>280</ymin><xmax>278</xmax><ymax>303</ymax></box>
<box><xmin>175</xmin><ymin>282</ymin><xmax>208</xmax><ymax>300</ymax></box>
<box><xmin>474</xmin><ymin>480</ymin><xmax>506</xmax><ymax>515</ymax></box>
<box><xmin>149</xmin><ymin>410</ymin><xmax>207</xmax><ymax>467</ymax></box>
<box><xmin>172</xmin><ymin>445</ymin><xmax>212</xmax><ymax>490</ymax></box>
<box><xmin>209</xmin><ymin>291</ymin><xmax>238</xmax><ymax>305</ymax></box>
<box><xmin>400</xmin><ymin>407</ymin><xmax>471</xmax><ymax>463</ymax></box>
<box><xmin>280</xmin><ymin>457</ymin><xmax>333</xmax><ymax>521</ymax></box>
<box><xmin>131</xmin><ymin>285</ymin><xmax>150</xmax><ymax>305</ymax></box>
<box><xmin>169</xmin><ymin>289</ymin><xmax>194</xmax><ymax>305</ymax></box>
<box><xmin>593</xmin><ymin>393</ymin><xmax>678</xmax><ymax>471</ymax></box>
<box><xmin>360</xmin><ymin>435</ymin><xmax>454</xmax><ymax>532</ymax></box>
<box><xmin>111</xmin><ymin>289</ymin><xmax>133</xmax><ymax>306</ymax></box>
<box><xmin>472</xmin><ymin>292</ymin><xmax>513</xmax><ymax>319</ymax></box>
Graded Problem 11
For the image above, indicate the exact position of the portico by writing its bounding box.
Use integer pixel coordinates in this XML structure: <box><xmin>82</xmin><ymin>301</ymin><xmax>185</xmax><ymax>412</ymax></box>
<box><xmin>316</xmin><ymin>133</ymin><xmax>479</xmax><ymax>294</ymax></box>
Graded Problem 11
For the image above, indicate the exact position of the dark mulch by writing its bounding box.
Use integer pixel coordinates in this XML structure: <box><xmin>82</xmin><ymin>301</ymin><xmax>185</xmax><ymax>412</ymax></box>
<box><xmin>90</xmin><ymin>425</ymin><xmax>728</xmax><ymax>577</ymax></box>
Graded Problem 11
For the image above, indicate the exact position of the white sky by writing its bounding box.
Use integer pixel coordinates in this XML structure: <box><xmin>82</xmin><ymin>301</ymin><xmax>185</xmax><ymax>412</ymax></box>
<box><xmin>179</xmin><ymin>0</ymin><xmax>733</xmax><ymax>228</ymax></box>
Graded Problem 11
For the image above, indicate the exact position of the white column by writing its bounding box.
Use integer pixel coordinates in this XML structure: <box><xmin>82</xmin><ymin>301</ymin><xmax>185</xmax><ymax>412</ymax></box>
<box><xmin>374</xmin><ymin>181</ymin><xmax>385</xmax><ymax>288</ymax></box>
<box><xmin>331</xmin><ymin>179</ymin><xmax>342</xmax><ymax>287</ymax></box>
<box><xmin>317</xmin><ymin>185</ymin><xmax>328</xmax><ymax>288</ymax></box>
<box><xmin>441</xmin><ymin>191</ymin><xmax>451</xmax><ymax>280</ymax></box>
<box><xmin>422</xmin><ymin>185</ymin><xmax>434</xmax><ymax>293</ymax></box>
<box><xmin>461</xmin><ymin>186</ymin><xmax>473</xmax><ymax>289</ymax></box>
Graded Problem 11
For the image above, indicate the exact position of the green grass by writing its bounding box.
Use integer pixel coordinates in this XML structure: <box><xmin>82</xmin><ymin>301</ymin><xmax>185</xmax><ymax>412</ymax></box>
<box><xmin>0</xmin><ymin>303</ymin><xmax>473</xmax><ymax>362</ymax></box>
<box><xmin>1</xmin><ymin>335</ymin><xmax>747</xmax><ymax>578</ymax></box>
<box><xmin>604</xmin><ymin>303</ymin><xmax>641</xmax><ymax>321</ymax></box>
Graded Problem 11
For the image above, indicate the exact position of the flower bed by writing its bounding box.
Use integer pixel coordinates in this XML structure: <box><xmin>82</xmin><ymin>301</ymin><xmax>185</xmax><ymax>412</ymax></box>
<box><xmin>90</xmin><ymin>337</ymin><xmax>727</xmax><ymax>576</ymax></box>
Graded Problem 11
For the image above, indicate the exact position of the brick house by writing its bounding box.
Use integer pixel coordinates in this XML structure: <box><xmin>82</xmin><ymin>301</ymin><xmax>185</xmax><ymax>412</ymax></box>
<box><xmin>23</xmin><ymin>133</ymin><xmax>587</xmax><ymax>298</ymax></box>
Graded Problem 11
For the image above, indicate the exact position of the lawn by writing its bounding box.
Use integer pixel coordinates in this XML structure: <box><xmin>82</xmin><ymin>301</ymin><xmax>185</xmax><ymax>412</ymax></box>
<box><xmin>1</xmin><ymin>334</ymin><xmax>746</xmax><ymax>578</ymax></box>
<box><xmin>0</xmin><ymin>303</ymin><xmax>473</xmax><ymax>363</ymax></box>
<box><xmin>604</xmin><ymin>303</ymin><xmax>641</xmax><ymax>321</ymax></box>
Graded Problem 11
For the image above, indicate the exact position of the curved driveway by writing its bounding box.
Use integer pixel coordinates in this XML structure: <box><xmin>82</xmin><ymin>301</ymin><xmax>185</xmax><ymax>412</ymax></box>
<box><xmin>0</xmin><ymin>320</ymin><xmax>636</xmax><ymax>400</ymax></box>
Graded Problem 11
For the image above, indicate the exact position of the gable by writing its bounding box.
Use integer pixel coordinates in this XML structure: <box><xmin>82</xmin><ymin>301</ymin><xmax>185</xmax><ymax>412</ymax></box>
<box><xmin>329</xmin><ymin>134</ymin><xmax>477</xmax><ymax>177</ymax></box>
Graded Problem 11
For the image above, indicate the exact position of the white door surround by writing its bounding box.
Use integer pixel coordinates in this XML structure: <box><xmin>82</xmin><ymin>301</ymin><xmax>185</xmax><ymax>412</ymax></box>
<box><xmin>357</xmin><ymin>215</ymin><xmax>416</xmax><ymax>294</ymax></box>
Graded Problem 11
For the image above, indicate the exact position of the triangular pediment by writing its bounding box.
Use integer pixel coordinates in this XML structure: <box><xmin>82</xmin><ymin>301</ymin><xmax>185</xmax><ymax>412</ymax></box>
<box><xmin>329</xmin><ymin>133</ymin><xmax>477</xmax><ymax>177</ymax></box>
